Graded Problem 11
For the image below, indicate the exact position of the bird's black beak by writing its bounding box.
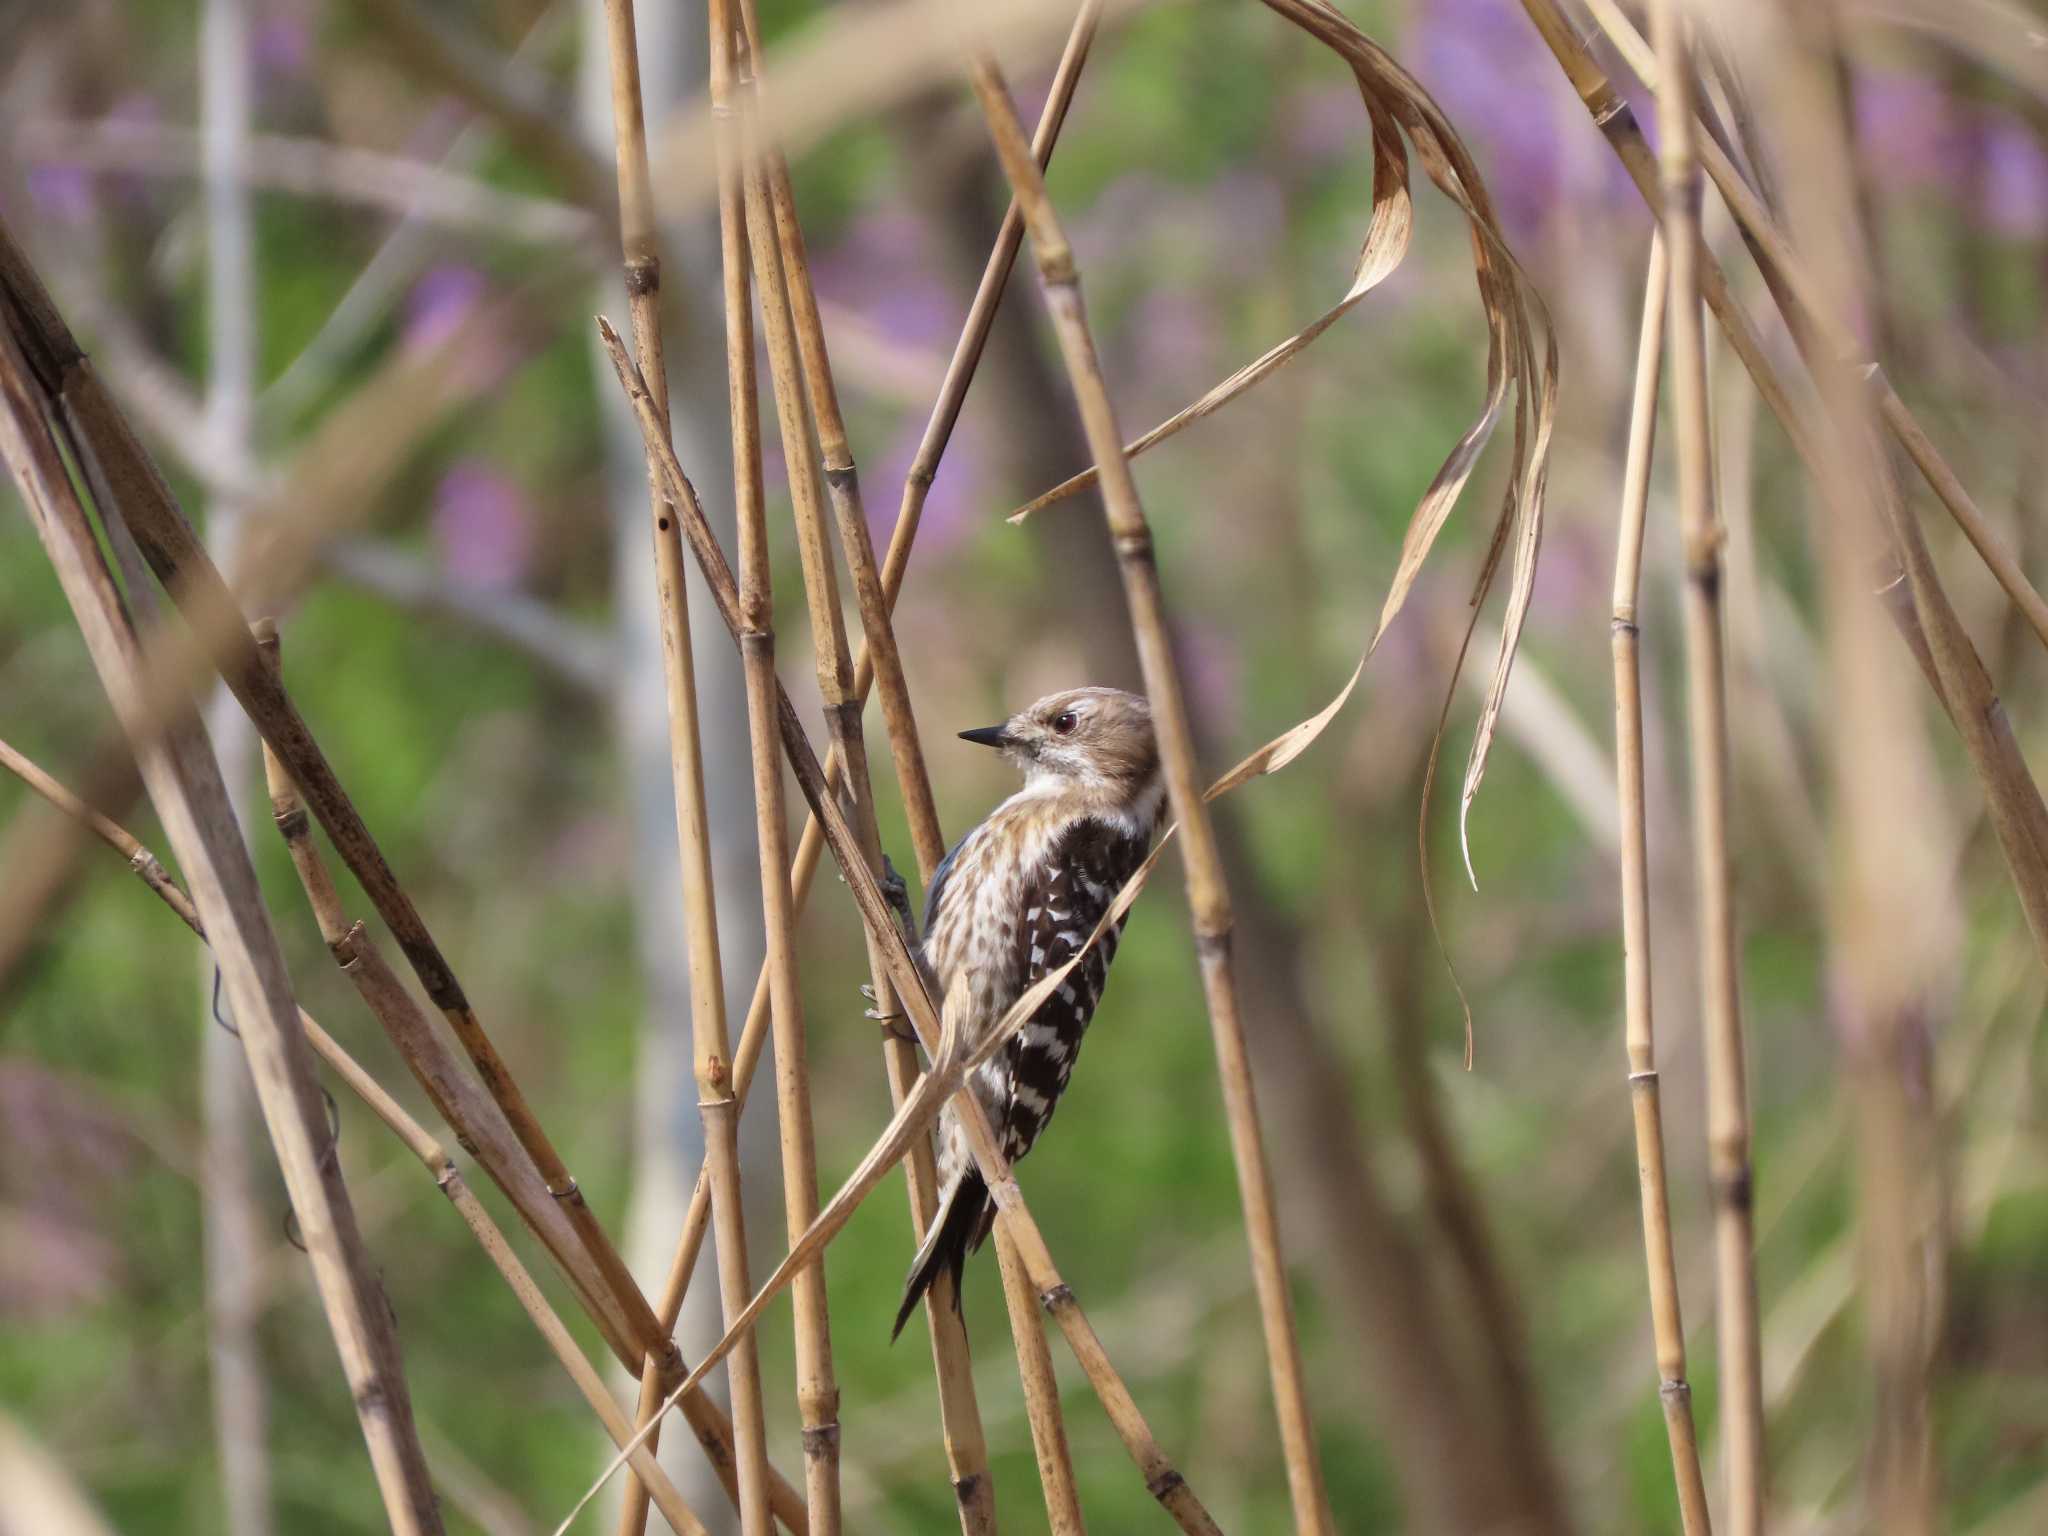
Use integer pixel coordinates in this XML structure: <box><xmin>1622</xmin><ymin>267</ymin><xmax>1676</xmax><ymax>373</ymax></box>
<box><xmin>958</xmin><ymin>724</ymin><xmax>1011</xmax><ymax>750</ymax></box>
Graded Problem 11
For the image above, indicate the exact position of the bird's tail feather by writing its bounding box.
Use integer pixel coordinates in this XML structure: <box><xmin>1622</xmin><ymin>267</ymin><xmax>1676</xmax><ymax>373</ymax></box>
<box><xmin>892</xmin><ymin>1168</ymin><xmax>990</xmax><ymax>1342</ymax></box>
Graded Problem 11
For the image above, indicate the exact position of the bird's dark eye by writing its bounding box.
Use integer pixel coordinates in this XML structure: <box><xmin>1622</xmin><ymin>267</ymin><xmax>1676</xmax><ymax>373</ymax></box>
<box><xmin>1051</xmin><ymin>711</ymin><xmax>1078</xmax><ymax>736</ymax></box>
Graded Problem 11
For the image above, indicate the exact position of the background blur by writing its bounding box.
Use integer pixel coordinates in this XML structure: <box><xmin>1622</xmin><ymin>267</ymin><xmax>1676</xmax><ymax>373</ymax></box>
<box><xmin>3</xmin><ymin>0</ymin><xmax>2046</xmax><ymax>1532</ymax></box>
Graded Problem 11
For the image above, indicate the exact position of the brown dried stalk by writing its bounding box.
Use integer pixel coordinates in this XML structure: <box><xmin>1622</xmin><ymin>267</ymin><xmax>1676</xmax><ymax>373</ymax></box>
<box><xmin>0</xmin><ymin>733</ymin><xmax>715</xmax><ymax>1536</ymax></box>
<box><xmin>1610</xmin><ymin>232</ymin><xmax>1714</xmax><ymax>1536</ymax></box>
<box><xmin>246</xmin><ymin>627</ymin><xmax>800</xmax><ymax>1530</ymax></box>
<box><xmin>0</xmin><ymin>323</ymin><xmax>443</xmax><ymax>1536</ymax></box>
<box><xmin>1644</xmin><ymin>3</ymin><xmax>1765</xmax><ymax>1529</ymax></box>
<box><xmin>625</xmin><ymin>8</ymin><xmax>1108</xmax><ymax>1511</ymax></box>
<box><xmin>592</xmin><ymin>2</ymin><xmax>778</xmax><ymax>1531</ymax></box>
<box><xmin>729</xmin><ymin>3</ymin><xmax>941</xmax><ymax>873</ymax></box>
<box><xmin>964</xmin><ymin>53</ymin><xmax>1335</xmax><ymax>1536</ymax></box>
<box><xmin>735</xmin><ymin>0</ymin><xmax>1116</xmax><ymax>1521</ymax></box>
<box><xmin>722</xmin><ymin>2</ymin><xmax>993</xmax><ymax>1524</ymax></box>
<box><xmin>709</xmin><ymin>2</ymin><xmax>838</xmax><ymax>1529</ymax></box>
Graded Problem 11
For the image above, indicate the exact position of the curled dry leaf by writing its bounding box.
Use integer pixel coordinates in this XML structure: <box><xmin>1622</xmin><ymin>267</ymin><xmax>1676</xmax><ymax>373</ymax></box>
<box><xmin>1010</xmin><ymin>0</ymin><xmax>1554</xmax><ymax>889</ymax></box>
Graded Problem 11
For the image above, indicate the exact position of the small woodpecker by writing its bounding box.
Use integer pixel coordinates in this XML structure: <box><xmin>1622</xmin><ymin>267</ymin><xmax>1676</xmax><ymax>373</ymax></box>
<box><xmin>893</xmin><ymin>686</ymin><xmax>1164</xmax><ymax>1339</ymax></box>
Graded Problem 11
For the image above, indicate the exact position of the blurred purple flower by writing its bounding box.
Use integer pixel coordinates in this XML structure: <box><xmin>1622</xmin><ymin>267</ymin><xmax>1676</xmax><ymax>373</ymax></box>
<box><xmin>813</xmin><ymin>211</ymin><xmax>956</xmax><ymax>350</ymax></box>
<box><xmin>1131</xmin><ymin>286</ymin><xmax>1220</xmax><ymax>400</ymax></box>
<box><xmin>1073</xmin><ymin>171</ymin><xmax>1168</xmax><ymax>268</ymax></box>
<box><xmin>26</xmin><ymin>162</ymin><xmax>93</xmax><ymax>225</ymax></box>
<box><xmin>1173</xmin><ymin>617</ymin><xmax>1242</xmax><ymax>736</ymax></box>
<box><xmin>405</xmin><ymin>264</ymin><xmax>487</xmax><ymax>352</ymax></box>
<box><xmin>1286</xmin><ymin>82</ymin><xmax>1371</xmax><ymax>164</ymax></box>
<box><xmin>1210</xmin><ymin>168</ymin><xmax>1286</xmax><ymax>278</ymax></box>
<box><xmin>1407</xmin><ymin>0</ymin><xmax>1631</xmax><ymax>242</ymax></box>
<box><xmin>404</xmin><ymin>264</ymin><xmax>517</xmax><ymax>388</ymax></box>
<box><xmin>1978</xmin><ymin>118</ymin><xmax>2048</xmax><ymax>240</ymax></box>
<box><xmin>433</xmin><ymin>461</ymin><xmax>533</xmax><ymax>590</ymax></box>
<box><xmin>1012</xmin><ymin>71</ymin><xmax>1054</xmax><ymax>138</ymax></box>
<box><xmin>255</xmin><ymin>11</ymin><xmax>312</xmax><ymax>82</ymax></box>
<box><xmin>103</xmin><ymin>93</ymin><xmax>164</xmax><ymax>210</ymax></box>
<box><xmin>867</xmin><ymin>414</ymin><xmax>985</xmax><ymax>557</ymax></box>
<box><xmin>1853</xmin><ymin>70</ymin><xmax>1960</xmax><ymax>186</ymax></box>
<box><xmin>1528</xmin><ymin>518</ymin><xmax>1602</xmax><ymax>629</ymax></box>
<box><xmin>1853</xmin><ymin>68</ymin><xmax>2048</xmax><ymax>239</ymax></box>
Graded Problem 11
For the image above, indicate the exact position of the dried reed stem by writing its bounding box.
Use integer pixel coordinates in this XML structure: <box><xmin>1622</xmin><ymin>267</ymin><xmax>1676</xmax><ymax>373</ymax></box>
<box><xmin>591</xmin><ymin>324</ymin><xmax>1222</xmax><ymax>1536</ymax></box>
<box><xmin>1644</xmin><ymin>5</ymin><xmax>1764</xmax><ymax>1529</ymax></box>
<box><xmin>1611</xmin><ymin>231</ymin><xmax>1714</xmax><ymax>1536</ymax></box>
<box><xmin>0</xmin><ymin>324</ymin><xmax>443</xmax><ymax>1536</ymax></box>
<box><xmin>724</xmin><ymin>3</ymin><xmax>996</xmax><ymax>1521</ymax></box>
<box><xmin>729</xmin><ymin>0</ymin><xmax>941</xmax><ymax>873</ymax></box>
<box><xmin>966</xmin><ymin>51</ymin><xmax>1335</xmax><ymax>1536</ymax></box>
<box><xmin>964</xmin><ymin>54</ymin><xmax>1334</xmax><ymax>1536</ymax></box>
<box><xmin>610</xmin><ymin>7</ymin><xmax>779</xmax><ymax>1534</ymax></box>
<box><xmin>711</xmin><ymin>5</ymin><xmax>840</xmax><ymax>1529</ymax></box>
<box><xmin>629</xmin><ymin>14</ymin><xmax>1103</xmax><ymax>1516</ymax></box>
<box><xmin>735</xmin><ymin>1</ymin><xmax>1112</xmax><ymax>1520</ymax></box>
<box><xmin>0</xmin><ymin>734</ymin><xmax>714</xmax><ymax>1536</ymax></box>
<box><xmin>246</xmin><ymin>627</ymin><xmax>797</xmax><ymax>1529</ymax></box>
<box><xmin>592</xmin><ymin>3</ymin><xmax>777</xmax><ymax>1532</ymax></box>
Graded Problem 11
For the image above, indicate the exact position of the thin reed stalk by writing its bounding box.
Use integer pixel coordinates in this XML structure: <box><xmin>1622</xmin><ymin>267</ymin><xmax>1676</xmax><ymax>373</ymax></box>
<box><xmin>592</xmin><ymin>3</ymin><xmax>774</xmax><ymax>1532</ymax></box>
<box><xmin>711</xmin><ymin>3</ymin><xmax>839</xmax><ymax>1529</ymax></box>
<box><xmin>1644</xmin><ymin>5</ymin><xmax>1764</xmax><ymax>1530</ymax></box>
<box><xmin>587</xmin><ymin>325</ymin><xmax>1222</xmax><ymax>1536</ymax></box>
<box><xmin>963</xmin><ymin>55</ymin><xmax>1334</xmax><ymax>1536</ymax></box>
<box><xmin>1610</xmin><ymin>231</ymin><xmax>1714</xmax><ymax>1536</ymax></box>
<box><xmin>728</xmin><ymin>0</ymin><xmax>941</xmax><ymax>874</ymax></box>
<box><xmin>733</xmin><ymin>0</ymin><xmax>1108</xmax><ymax>1519</ymax></box>
<box><xmin>0</xmin><ymin>734</ymin><xmax>715</xmax><ymax>1536</ymax></box>
<box><xmin>246</xmin><ymin>626</ymin><xmax>801</xmax><ymax>1529</ymax></box>
<box><xmin>0</xmin><ymin>323</ymin><xmax>444</xmax><ymax>1536</ymax></box>
<box><xmin>723</xmin><ymin>4</ymin><xmax>993</xmax><ymax>1521</ymax></box>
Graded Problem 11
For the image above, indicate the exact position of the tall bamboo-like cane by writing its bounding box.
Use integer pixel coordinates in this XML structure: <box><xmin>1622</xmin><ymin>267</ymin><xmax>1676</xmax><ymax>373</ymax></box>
<box><xmin>963</xmin><ymin>53</ymin><xmax>1335</xmax><ymax>1536</ymax></box>
<box><xmin>1643</xmin><ymin>5</ymin><xmax>1764</xmax><ymax>1530</ymax></box>
<box><xmin>592</xmin><ymin>4</ymin><xmax>781</xmax><ymax>1534</ymax></box>
<box><xmin>1610</xmin><ymin>232</ymin><xmax>1714</xmax><ymax>1536</ymax></box>
<box><xmin>712</xmin><ymin>4</ymin><xmax>846</xmax><ymax>1529</ymax></box>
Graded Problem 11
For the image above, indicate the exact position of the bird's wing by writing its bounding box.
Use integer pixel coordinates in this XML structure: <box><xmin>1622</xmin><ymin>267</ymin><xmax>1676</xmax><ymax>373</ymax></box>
<box><xmin>995</xmin><ymin>818</ymin><xmax>1149</xmax><ymax>1161</ymax></box>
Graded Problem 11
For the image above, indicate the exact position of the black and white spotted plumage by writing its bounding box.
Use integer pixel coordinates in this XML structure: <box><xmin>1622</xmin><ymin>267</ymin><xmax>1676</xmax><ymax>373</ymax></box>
<box><xmin>893</xmin><ymin>686</ymin><xmax>1162</xmax><ymax>1340</ymax></box>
